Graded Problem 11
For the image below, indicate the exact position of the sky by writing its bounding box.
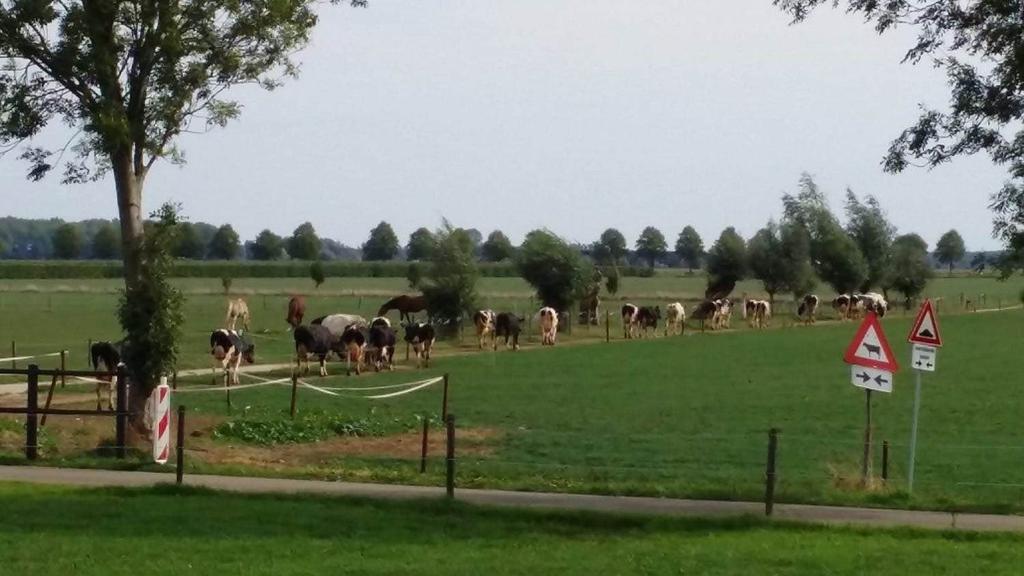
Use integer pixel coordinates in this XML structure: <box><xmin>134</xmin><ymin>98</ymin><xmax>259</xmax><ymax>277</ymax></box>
<box><xmin>0</xmin><ymin>1</ymin><xmax>1009</xmax><ymax>250</ymax></box>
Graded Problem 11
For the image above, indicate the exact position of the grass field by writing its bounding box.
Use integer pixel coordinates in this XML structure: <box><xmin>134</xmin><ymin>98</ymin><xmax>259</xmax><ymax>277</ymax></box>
<box><xmin>0</xmin><ymin>275</ymin><xmax>1023</xmax><ymax>513</ymax></box>
<box><xmin>1</xmin><ymin>483</ymin><xmax>1022</xmax><ymax>575</ymax></box>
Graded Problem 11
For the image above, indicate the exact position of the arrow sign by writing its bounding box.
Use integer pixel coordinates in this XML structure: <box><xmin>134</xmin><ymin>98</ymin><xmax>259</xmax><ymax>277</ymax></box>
<box><xmin>844</xmin><ymin>312</ymin><xmax>899</xmax><ymax>372</ymax></box>
<box><xmin>908</xmin><ymin>300</ymin><xmax>943</xmax><ymax>347</ymax></box>
<box><xmin>850</xmin><ymin>366</ymin><xmax>893</xmax><ymax>393</ymax></box>
<box><xmin>911</xmin><ymin>343</ymin><xmax>937</xmax><ymax>373</ymax></box>
<box><xmin>855</xmin><ymin>372</ymin><xmax>870</xmax><ymax>384</ymax></box>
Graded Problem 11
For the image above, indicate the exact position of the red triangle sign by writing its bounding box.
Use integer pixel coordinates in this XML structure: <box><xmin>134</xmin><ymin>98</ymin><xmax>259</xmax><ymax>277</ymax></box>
<box><xmin>908</xmin><ymin>300</ymin><xmax>943</xmax><ymax>347</ymax></box>
<box><xmin>843</xmin><ymin>312</ymin><xmax>899</xmax><ymax>372</ymax></box>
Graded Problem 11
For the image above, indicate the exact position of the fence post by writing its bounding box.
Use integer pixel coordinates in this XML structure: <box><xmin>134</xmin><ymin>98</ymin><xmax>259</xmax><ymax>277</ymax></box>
<box><xmin>172</xmin><ymin>370</ymin><xmax>178</xmax><ymax>391</ymax></box>
<box><xmin>420</xmin><ymin>417</ymin><xmax>429</xmax><ymax>473</ymax></box>
<box><xmin>445</xmin><ymin>414</ymin><xmax>456</xmax><ymax>499</ymax></box>
<box><xmin>26</xmin><ymin>364</ymin><xmax>39</xmax><ymax>460</ymax></box>
<box><xmin>441</xmin><ymin>373</ymin><xmax>450</xmax><ymax>422</ymax></box>
<box><xmin>882</xmin><ymin>440</ymin><xmax>889</xmax><ymax>482</ymax></box>
<box><xmin>605</xmin><ymin>311</ymin><xmax>610</xmax><ymax>343</ymax></box>
<box><xmin>60</xmin><ymin>350</ymin><xmax>66</xmax><ymax>388</ymax></box>
<box><xmin>87</xmin><ymin>339</ymin><xmax>92</xmax><ymax>369</ymax></box>
<box><xmin>40</xmin><ymin>374</ymin><xmax>58</xmax><ymax>427</ymax></box>
<box><xmin>176</xmin><ymin>405</ymin><xmax>186</xmax><ymax>485</ymax></box>
<box><xmin>765</xmin><ymin>428</ymin><xmax>778</xmax><ymax>516</ymax></box>
<box><xmin>290</xmin><ymin>372</ymin><xmax>299</xmax><ymax>419</ymax></box>
<box><xmin>115</xmin><ymin>364</ymin><xmax>127</xmax><ymax>459</ymax></box>
<box><xmin>11</xmin><ymin>340</ymin><xmax>16</xmax><ymax>370</ymax></box>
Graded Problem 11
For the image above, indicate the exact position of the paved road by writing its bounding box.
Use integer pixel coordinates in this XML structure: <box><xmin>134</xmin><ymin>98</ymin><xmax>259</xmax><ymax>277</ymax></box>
<box><xmin>1</xmin><ymin>465</ymin><xmax>1022</xmax><ymax>533</ymax></box>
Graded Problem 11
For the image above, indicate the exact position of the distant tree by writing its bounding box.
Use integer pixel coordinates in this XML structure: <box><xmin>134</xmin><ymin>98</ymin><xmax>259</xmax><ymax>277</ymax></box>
<box><xmin>885</xmin><ymin>234</ymin><xmax>933</xmax><ymax>304</ymax></box>
<box><xmin>706</xmin><ymin>227</ymin><xmax>747</xmax><ymax>286</ymax></box>
<box><xmin>422</xmin><ymin>223</ymin><xmax>479</xmax><ymax>330</ymax></box>
<box><xmin>310</xmin><ymin>260</ymin><xmax>326</xmax><ymax>289</ymax></box>
<box><xmin>779</xmin><ymin>222</ymin><xmax>817</xmax><ymax>298</ymax></box>
<box><xmin>605</xmin><ymin>266</ymin><xmax>620</xmax><ymax>296</ymax></box>
<box><xmin>91</xmin><ymin>224</ymin><xmax>121</xmax><ymax>260</ymax></box>
<box><xmin>596</xmin><ymin>228</ymin><xmax>628</xmax><ymax>265</ymax></box>
<box><xmin>362</xmin><ymin>221</ymin><xmax>400</xmax><ymax>261</ymax></box>
<box><xmin>481</xmin><ymin>230</ymin><xmax>515</xmax><ymax>262</ymax></box>
<box><xmin>846</xmin><ymin>190</ymin><xmax>896</xmax><ymax>291</ymax></box>
<box><xmin>675</xmin><ymin>226</ymin><xmax>704</xmax><ymax>272</ymax></box>
<box><xmin>221</xmin><ymin>277</ymin><xmax>233</xmax><ymax>294</ymax></box>
<box><xmin>747</xmin><ymin>223</ymin><xmax>784</xmax><ymax>304</ymax></box>
<box><xmin>406</xmin><ymin>263</ymin><xmax>424</xmax><ymax>289</ymax></box>
<box><xmin>251</xmin><ymin>230</ymin><xmax>284</xmax><ymax>261</ymax></box>
<box><xmin>406</xmin><ymin>228</ymin><xmax>437</xmax><ymax>261</ymax></box>
<box><xmin>287</xmin><ymin>223</ymin><xmax>322</xmax><ymax>261</ymax></box>
<box><xmin>635</xmin><ymin>226</ymin><xmax>668</xmax><ymax>268</ymax></box>
<box><xmin>52</xmin><ymin>224</ymin><xmax>82</xmax><ymax>259</ymax></box>
<box><xmin>517</xmin><ymin>230</ymin><xmax>592</xmax><ymax>312</ymax></box>
<box><xmin>971</xmin><ymin>252</ymin><xmax>990</xmax><ymax>274</ymax></box>
<box><xmin>208</xmin><ymin>225</ymin><xmax>241</xmax><ymax>260</ymax></box>
<box><xmin>935</xmin><ymin>230</ymin><xmax>966</xmax><ymax>275</ymax></box>
<box><xmin>174</xmin><ymin>222</ymin><xmax>206</xmax><ymax>259</ymax></box>
<box><xmin>463</xmin><ymin>228</ymin><xmax>484</xmax><ymax>249</ymax></box>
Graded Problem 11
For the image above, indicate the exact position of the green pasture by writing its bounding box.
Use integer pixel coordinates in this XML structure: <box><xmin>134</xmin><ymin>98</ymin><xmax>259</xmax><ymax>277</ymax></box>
<box><xmin>1</xmin><ymin>483</ymin><xmax>1022</xmax><ymax>576</ymax></box>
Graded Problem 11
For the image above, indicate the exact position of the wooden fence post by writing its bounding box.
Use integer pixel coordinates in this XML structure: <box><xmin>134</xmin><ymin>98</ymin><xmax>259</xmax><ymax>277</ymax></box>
<box><xmin>765</xmin><ymin>428</ymin><xmax>778</xmax><ymax>516</ymax></box>
<box><xmin>290</xmin><ymin>372</ymin><xmax>299</xmax><ymax>419</ymax></box>
<box><xmin>605</xmin><ymin>311</ymin><xmax>610</xmax><ymax>343</ymax></box>
<box><xmin>115</xmin><ymin>364</ymin><xmax>127</xmax><ymax>459</ymax></box>
<box><xmin>60</xmin><ymin>350</ymin><xmax>66</xmax><ymax>388</ymax></box>
<box><xmin>87</xmin><ymin>339</ymin><xmax>92</xmax><ymax>369</ymax></box>
<box><xmin>445</xmin><ymin>414</ymin><xmax>456</xmax><ymax>499</ymax></box>
<box><xmin>40</xmin><ymin>374</ymin><xmax>58</xmax><ymax>427</ymax></box>
<box><xmin>11</xmin><ymin>340</ymin><xmax>16</xmax><ymax>370</ymax></box>
<box><xmin>882</xmin><ymin>440</ymin><xmax>889</xmax><ymax>482</ymax></box>
<box><xmin>420</xmin><ymin>417</ymin><xmax>429</xmax><ymax>474</ymax></box>
<box><xmin>26</xmin><ymin>364</ymin><xmax>39</xmax><ymax>460</ymax></box>
<box><xmin>176</xmin><ymin>405</ymin><xmax>186</xmax><ymax>485</ymax></box>
<box><xmin>172</xmin><ymin>371</ymin><xmax>178</xmax><ymax>391</ymax></box>
<box><xmin>441</xmin><ymin>373</ymin><xmax>450</xmax><ymax>422</ymax></box>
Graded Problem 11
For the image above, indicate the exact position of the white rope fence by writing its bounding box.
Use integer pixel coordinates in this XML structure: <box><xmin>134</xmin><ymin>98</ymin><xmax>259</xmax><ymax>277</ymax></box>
<box><xmin>0</xmin><ymin>351</ymin><xmax>63</xmax><ymax>364</ymax></box>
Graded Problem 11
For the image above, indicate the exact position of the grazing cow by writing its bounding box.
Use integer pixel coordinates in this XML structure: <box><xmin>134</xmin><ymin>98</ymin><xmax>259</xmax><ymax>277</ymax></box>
<box><xmin>744</xmin><ymin>299</ymin><xmax>770</xmax><ymax>329</ymax></box>
<box><xmin>368</xmin><ymin>325</ymin><xmax>397</xmax><ymax>371</ymax></box>
<box><xmin>312</xmin><ymin>314</ymin><xmax>368</xmax><ymax>336</ymax></box>
<box><xmin>861</xmin><ymin>292</ymin><xmax>888</xmax><ymax>318</ymax></box>
<box><xmin>89</xmin><ymin>341</ymin><xmax>123</xmax><ymax>411</ymax></box>
<box><xmin>636</xmin><ymin>306</ymin><xmax>661</xmax><ymax>337</ymax></box>
<box><xmin>286</xmin><ymin>296</ymin><xmax>306</xmax><ymax>330</ymax></box>
<box><xmin>621</xmin><ymin>304</ymin><xmax>639</xmax><ymax>339</ymax></box>
<box><xmin>713</xmin><ymin>299</ymin><xmax>733</xmax><ymax>330</ymax></box>
<box><xmin>340</xmin><ymin>325</ymin><xmax>368</xmax><ymax>375</ymax></box>
<box><xmin>403</xmin><ymin>322</ymin><xmax>436</xmax><ymax>368</ymax></box>
<box><xmin>665</xmin><ymin>302</ymin><xmax>685</xmax><ymax>336</ymax></box>
<box><xmin>538</xmin><ymin>307</ymin><xmax>559</xmax><ymax>345</ymax></box>
<box><xmin>798</xmin><ymin>294</ymin><xmax>819</xmax><ymax>325</ymax></box>
<box><xmin>370</xmin><ymin>316</ymin><xmax>392</xmax><ymax>329</ymax></box>
<box><xmin>293</xmin><ymin>324</ymin><xmax>337</xmax><ymax>377</ymax></box>
<box><xmin>225</xmin><ymin>298</ymin><xmax>251</xmax><ymax>331</ymax></box>
<box><xmin>472</xmin><ymin>309</ymin><xmax>496</xmax><ymax>349</ymax></box>
<box><xmin>832</xmin><ymin>295</ymin><xmax>851</xmax><ymax>320</ymax></box>
<box><xmin>210</xmin><ymin>329</ymin><xmax>256</xmax><ymax>386</ymax></box>
<box><xmin>494</xmin><ymin>312</ymin><xmax>523</xmax><ymax>351</ymax></box>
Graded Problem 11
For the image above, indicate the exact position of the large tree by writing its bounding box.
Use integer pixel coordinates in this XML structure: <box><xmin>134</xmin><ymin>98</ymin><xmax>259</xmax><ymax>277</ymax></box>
<box><xmin>422</xmin><ymin>223</ymin><xmax>479</xmax><ymax>330</ymax></box>
<box><xmin>207</xmin><ymin>224</ymin><xmax>240</xmax><ymax>260</ymax></box>
<box><xmin>884</xmin><ymin>233</ymin><xmax>933</xmax><ymax>305</ymax></box>
<box><xmin>747</xmin><ymin>221</ymin><xmax>814</xmax><ymax>304</ymax></box>
<box><xmin>406</xmin><ymin>227</ymin><xmax>436</xmax><ymax>261</ymax></box>
<box><xmin>287</xmin><ymin>222</ymin><xmax>322</xmax><ymax>261</ymax></box>
<box><xmin>480</xmin><ymin>230</ymin><xmax>515</xmax><ymax>262</ymax></box>
<box><xmin>517</xmin><ymin>229</ymin><xmax>592</xmax><ymax>313</ymax></box>
<box><xmin>935</xmin><ymin>229</ymin><xmax>966</xmax><ymax>275</ymax></box>
<box><xmin>251</xmin><ymin>229</ymin><xmax>284</xmax><ymax>261</ymax></box>
<box><xmin>173</xmin><ymin>222</ymin><xmax>205</xmax><ymax>259</ymax></box>
<box><xmin>595</xmin><ymin>228</ymin><xmax>627</xmax><ymax>266</ymax></box>
<box><xmin>706</xmin><ymin>227</ymin><xmax>747</xmax><ymax>286</ymax></box>
<box><xmin>845</xmin><ymin>190</ymin><xmax>896</xmax><ymax>292</ymax></box>
<box><xmin>675</xmin><ymin>226</ymin><xmax>704</xmax><ymax>272</ymax></box>
<box><xmin>52</xmin><ymin>223</ymin><xmax>82</xmax><ymax>259</ymax></box>
<box><xmin>0</xmin><ymin>0</ymin><xmax>366</xmax><ymax>412</ymax></box>
<box><xmin>362</xmin><ymin>221</ymin><xmax>400</xmax><ymax>261</ymax></box>
<box><xmin>91</xmin><ymin>222</ymin><xmax>121</xmax><ymax>259</ymax></box>
<box><xmin>775</xmin><ymin>0</ymin><xmax>1024</xmax><ymax>273</ymax></box>
<box><xmin>635</xmin><ymin>226</ymin><xmax>667</xmax><ymax>268</ymax></box>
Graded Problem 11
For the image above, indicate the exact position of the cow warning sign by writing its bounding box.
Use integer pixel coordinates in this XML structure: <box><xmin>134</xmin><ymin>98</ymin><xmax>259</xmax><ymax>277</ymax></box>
<box><xmin>843</xmin><ymin>312</ymin><xmax>899</xmax><ymax>373</ymax></box>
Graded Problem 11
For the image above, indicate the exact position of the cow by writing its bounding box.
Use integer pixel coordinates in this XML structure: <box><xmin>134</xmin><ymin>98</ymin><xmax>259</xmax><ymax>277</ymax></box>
<box><xmin>89</xmin><ymin>340</ymin><xmax>123</xmax><ymax>411</ymax></box>
<box><xmin>210</xmin><ymin>329</ymin><xmax>256</xmax><ymax>386</ymax></box>
<box><xmin>403</xmin><ymin>322</ymin><xmax>436</xmax><ymax>368</ymax></box>
<box><xmin>494</xmin><ymin>312</ymin><xmax>523</xmax><ymax>351</ymax></box>
<box><xmin>472</xmin><ymin>309</ymin><xmax>496</xmax><ymax>349</ymax></box>
<box><xmin>293</xmin><ymin>324</ymin><xmax>337</xmax><ymax>377</ymax></box>
<box><xmin>848</xmin><ymin>294</ymin><xmax>866</xmax><ymax>320</ymax></box>
<box><xmin>752</xmin><ymin>300</ymin><xmax>771</xmax><ymax>329</ymax></box>
<box><xmin>286</xmin><ymin>296</ymin><xmax>306</xmax><ymax>330</ymax></box>
<box><xmin>861</xmin><ymin>292</ymin><xmax>889</xmax><ymax>318</ymax></box>
<box><xmin>798</xmin><ymin>294</ymin><xmax>819</xmax><ymax>325</ymax></box>
<box><xmin>312</xmin><ymin>314</ymin><xmax>368</xmax><ymax>336</ymax></box>
<box><xmin>692</xmin><ymin>300</ymin><xmax>719</xmax><ymax>330</ymax></box>
<box><xmin>636</xmin><ymin>306</ymin><xmax>661</xmax><ymax>337</ymax></box>
<box><xmin>621</xmin><ymin>304</ymin><xmax>639</xmax><ymax>339</ymax></box>
<box><xmin>713</xmin><ymin>299</ymin><xmax>733</xmax><ymax>330</ymax></box>
<box><xmin>340</xmin><ymin>324</ymin><xmax>368</xmax><ymax>375</ymax></box>
<box><xmin>832</xmin><ymin>295</ymin><xmax>851</xmax><ymax>320</ymax></box>
<box><xmin>370</xmin><ymin>316</ymin><xmax>392</xmax><ymax>329</ymax></box>
<box><xmin>538</xmin><ymin>307</ymin><xmax>559</xmax><ymax>345</ymax></box>
<box><xmin>368</xmin><ymin>325</ymin><xmax>397</xmax><ymax>372</ymax></box>
<box><xmin>225</xmin><ymin>298</ymin><xmax>251</xmax><ymax>331</ymax></box>
<box><xmin>665</xmin><ymin>302</ymin><xmax>685</xmax><ymax>336</ymax></box>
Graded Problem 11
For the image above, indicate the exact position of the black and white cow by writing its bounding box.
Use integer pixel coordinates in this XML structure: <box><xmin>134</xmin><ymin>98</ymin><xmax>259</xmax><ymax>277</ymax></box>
<box><xmin>861</xmin><ymin>292</ymin><xmax>888</xmax><ymax>318</ymax></box>
<box><xmin>745</xmin><ymin>300</ymin><xmax>770</xmax><ymax>329</ymax></box>
<box><xmin>368</xmin><ymin>325</ymin><xmax>397</xmax><ymax>372</ymax></box>
<box><xmin>538</xmin><ymin>307</ymin><xmax>559</xmax><ymax>345</ymax></box>
<box><xmin>798</xmin><ymin>294</ymin><xmax>819</xmax><ymax>325</ymax></box>
<box><xmin>293</xmin><ymin>324</ymin><xmax>337</xmax><ymax>377</ymax></box>
<box><xmin>636</xmin><ymin>306</ymin><xmax>661</xmax><ymax>337</ymax></box>
<box><xmin>832</xmin><ymin>295</ymin><xmax>851</xmax><ymax>320</ymax></box>
<box><xmin>621</xmin><ymin>304</ymin><xmax>639</xmax><ymax>339</ymax></box>
<box><xmin>210</xmin><ymin>329</ymin><xmax>256</xmax><ymax>386</ymax></box>
<box><xmin>494</xmin><ymin>312</ymin><xmax>523</xmax><ymax>351</ymax></box>
<box><xmin>472</xmin><ymin>309</ymin><xmax>496</xmax><ymax>349</ymax></box>
<box><xmin>340</xmin><ymin>325</ymin><xmax>369</xmax><ymax>375</ymax></box>
<box><xmin>403</xmin><ymin>322</ymin><xmax>436</xmax><ymax>368</ymax></box>
<box><xmin>89</xmin><ymin>340</ymin><xmax>123</xmax><ymax>411</ymax></box>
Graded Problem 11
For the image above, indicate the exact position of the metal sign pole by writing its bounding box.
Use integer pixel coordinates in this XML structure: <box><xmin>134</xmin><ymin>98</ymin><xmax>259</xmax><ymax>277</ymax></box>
<box><xmin>861</xmin><ymin>389</ymin><xmax>873</xmax><ymax>486</ymax></box>
<box><xmin>908</xmin><ymin>369</ymin><xmax>923</xmax><ymax>494</ymax></box>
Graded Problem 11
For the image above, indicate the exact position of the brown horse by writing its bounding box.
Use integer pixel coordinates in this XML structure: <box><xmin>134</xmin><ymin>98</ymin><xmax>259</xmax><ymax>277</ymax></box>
<box><xmin>377</xmin><ymin>294</ymin><xmax>427</xmax><ymax>323</ymax></box>
<box><xmin>286</xmin><ymin>296</ymin><xmax>306</xmax><ymax>330</ymax></box>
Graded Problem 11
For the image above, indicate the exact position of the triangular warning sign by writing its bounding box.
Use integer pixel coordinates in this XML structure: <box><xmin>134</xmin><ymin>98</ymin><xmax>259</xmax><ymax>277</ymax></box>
<box><xmin>843</xmin><ymin>312</ymin><xmax>899</xmax><ymax>372</ymax></box>
<box><xmin>908</xmin><ymin>300</ymin><xmax>942</xmax><ymax>347</ymax></box>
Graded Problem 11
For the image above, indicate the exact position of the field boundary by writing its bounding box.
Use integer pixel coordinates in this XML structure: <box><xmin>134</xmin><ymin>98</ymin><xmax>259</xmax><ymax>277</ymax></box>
<box><xmin>1</xmin><ymin>465</ymin><xmax>1022</xmax><ymax>533</ymax></box>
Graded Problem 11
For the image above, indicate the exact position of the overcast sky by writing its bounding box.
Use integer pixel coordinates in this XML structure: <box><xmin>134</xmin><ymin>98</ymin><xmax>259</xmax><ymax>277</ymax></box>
<box><xmin>1</xmin><ymin>1</ymin><xmax>1008</xmax><ymax>250</ymax></box>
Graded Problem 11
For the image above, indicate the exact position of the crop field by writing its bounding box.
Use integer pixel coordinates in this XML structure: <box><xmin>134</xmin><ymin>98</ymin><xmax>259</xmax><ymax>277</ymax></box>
<box><xmin>0</xmin><ymin>275</ymin><xmax>1022</xmax><ymax>513</ymax></box>
<box><xmin>3</xmin><ymin>484</ymin><xmax>1022</xmax><ymax>576</ymax></box>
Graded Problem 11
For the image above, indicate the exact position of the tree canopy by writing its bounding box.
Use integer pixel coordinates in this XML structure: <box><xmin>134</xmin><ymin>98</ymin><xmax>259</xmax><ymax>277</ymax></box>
<box><xmin>406</xmin><ymin>228</ymin><xmax>436</xmax><ymax>262</ymax></box>
<box><xmin>207</xmin><ymin>225</ymin><xmax>240</xmax><ymax>260</ymax></box>
<box><xmin>422</xmin><ymin>223</ymin><xmax>479</xmax><ymax>328</ymax></box>
<box><xmin>595</xmin><ymin>228</ymin><xmax>627</xmax><ymax>266</ymax></box>
<box><xmin>747</xmin><ymin>221</ymin><xmax>814</xmax><ymax>302</ymax></box>
<box><xmin>362</xmin><ymin>221</ymin><xmax>400</xmax><ymax>262</ymax></box>
<box><xmin>706</xmin><ymin>227</ymin><xmax>747</xmax><ymax>286</ymax></box>
<box><xmin>885</xmin><ymin>233</ymin><xmax>933</xmax><ymax>303</ymax></box>
<box><xmin>675</xmin><ymin>226</ymin><xmax>704</xmax><ymax>271</ymax></box>
<box><xmin>91</xmin><ymin>223</ymin><xmax>121</xmax><ymax>259</ymax></box>
<box><xmin>635</xmin><ymin>226</ymin><xmax>667</xmax><ymax>268</ymax></box>
<box><xmin>935</xmin><ymin>230</ymin><xmax>966</xmax><ymax>274</ymax></box>
<box><xmin>517</xmin><ymin>230</ymin><xmax>592</xmax><ymax>312</ymax></box>
<box><xmin>845</xmin><ymin>190</ymin><xmax>896</xmax><ymax>291</ymax></box>
<box><xmin>251</xmin><ymin>230</ymin><xmax>284</xmax><ymax>261</ymax></box>
<box><xmin>52</xmin><ymin>224</ymin><xmax>82</xmax><ymax>259</ymax></box>
<box><xmin>287</xmin><ymin>223</ymin><xmax>322</xmax><ymax>261</ymax></box>
<box><xmin>481</xmin><ymin>230</ymin><xmax>515</xmax><ymax>262</ymax></box>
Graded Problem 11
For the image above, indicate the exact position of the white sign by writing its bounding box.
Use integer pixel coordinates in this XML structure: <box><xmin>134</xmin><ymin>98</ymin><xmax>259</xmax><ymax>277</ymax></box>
<box><xmin>850</xmin><ymin>366</ymin><xmax>893</xmax><ymax>393</ymax></box>
<box><xmin>151</xmin><ymin>379</ymin><xmax>171</xmax><ymax>464</ymax></box>
<box><xmin>911</xmin><ymin>344</ymin><xmax>937</xmax><ymax>372</ymax></box>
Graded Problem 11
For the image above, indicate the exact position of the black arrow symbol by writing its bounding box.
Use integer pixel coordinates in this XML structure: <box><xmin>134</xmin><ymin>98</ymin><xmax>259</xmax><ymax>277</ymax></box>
<box><xmin>856</xmin><ymin>372</ymin><xmax>870</xmax><ymax>383</ymax></box>
<box><xmin>874</xmin><ymin>375</ymin><xmax>889</xmax><ymax>386</ymax></box>
<box><xmin>915</xmin><ymin>360</ymin><xmax>923</xmax><ymax>366</ymax></box>
<box><xmin>926</xmin><ymin>363</ymin><xmax>933</xmax><ymax>368</ymax></box>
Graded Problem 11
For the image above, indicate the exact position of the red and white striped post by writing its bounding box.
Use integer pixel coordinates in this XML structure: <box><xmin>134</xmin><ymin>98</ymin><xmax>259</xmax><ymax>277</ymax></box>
<box><xmin>152</xmin><ymin>377</ymin><xmax>171</xmax><ymax>464</ymax></box>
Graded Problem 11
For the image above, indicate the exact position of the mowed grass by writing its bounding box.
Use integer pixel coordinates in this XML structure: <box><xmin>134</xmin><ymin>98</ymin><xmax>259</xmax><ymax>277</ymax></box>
<box><xmin>1</xmin><ymin>483</ymin><xmax>1023</xmax><ymax>576</ymax></box>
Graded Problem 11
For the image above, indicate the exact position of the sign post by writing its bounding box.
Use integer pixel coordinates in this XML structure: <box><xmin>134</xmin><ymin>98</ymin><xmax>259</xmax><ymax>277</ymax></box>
<box><xmin>906</xmin><ymin>300</ymin><xmax>943</xmax><ymax>494</ymax></box>
<box><xmin>843</xmin><ymin>312</ymin><xmax>899</xmax><ymax>487</ymax></box>
<box><xmin>151</xmin><ymin>377</ymin><xmax>171</xmax><ymax>464</ymax></box>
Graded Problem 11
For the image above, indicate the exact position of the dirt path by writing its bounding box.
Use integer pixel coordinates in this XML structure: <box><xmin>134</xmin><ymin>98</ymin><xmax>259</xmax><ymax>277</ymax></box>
<box><xmin>1</xmin><ymin>465</ymin><xmax>1022</xmax><ymax>533</ymax></box>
